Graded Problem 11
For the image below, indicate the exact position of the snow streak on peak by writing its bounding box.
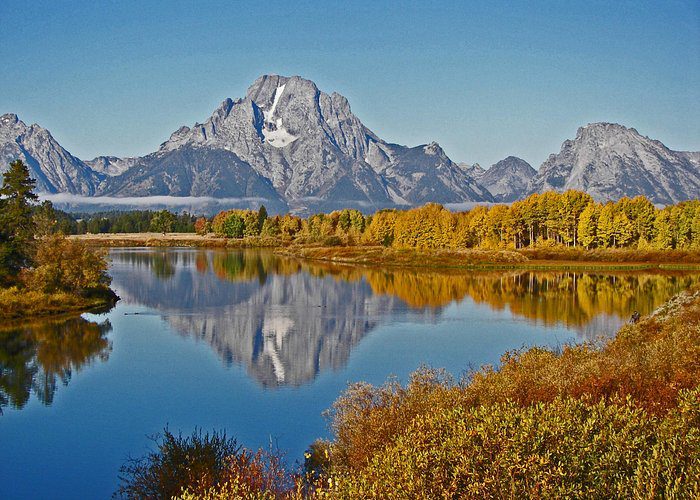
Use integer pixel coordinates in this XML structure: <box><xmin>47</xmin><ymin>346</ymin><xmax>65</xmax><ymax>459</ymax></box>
<box><xmin>262</xmin><ymin>84</ymin><xmax>298</xmax><ymax>148</ymax></box>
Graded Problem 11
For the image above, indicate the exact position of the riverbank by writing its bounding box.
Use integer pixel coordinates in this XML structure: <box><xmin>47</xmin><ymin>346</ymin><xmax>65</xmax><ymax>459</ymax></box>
<box><xmin>71</xmin><ymin>233</ymin><xmax>700</xmax><ymax>271</ymax></box>
<box><xmin>306</xmin><ymin>287</ymin><xmax>700</xmax><ymax>498</ymax></box>
<box><xmin>0</xmin><ymin>286</ymin><xmax>118</xmax><ymax>321</ymax></box>
<box><xmin>275</xmin><ymin>245</ymin><xmax>700</xmax><ymax>271</ymax></box>
<box><xmin>125</xmin><ymin>286</ymin><xmax>700</xmax><ymax>498</ymax></box>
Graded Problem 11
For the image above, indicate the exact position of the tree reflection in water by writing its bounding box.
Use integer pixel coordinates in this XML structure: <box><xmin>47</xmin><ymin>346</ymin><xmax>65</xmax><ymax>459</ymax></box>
<box><xmin>201</xmin><ymin>250</ymin><xmax>700</xmax><ymax>328</ymax></box>
<box><xmin>0</xmin><ymin>316</ymin><xmax>112</xmax><ymax>412</ymax></box>
<box><xmin>109</xmin><ymin>249</ymin><xmax>700</xmax><ymax>388</ymax></box>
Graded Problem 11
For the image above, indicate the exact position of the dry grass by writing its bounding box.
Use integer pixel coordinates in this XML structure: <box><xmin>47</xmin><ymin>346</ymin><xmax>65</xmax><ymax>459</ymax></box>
<box><xmin>519</xmin><ymin>247</ymin><xmax>700</xmax><ymax>263</ymax></box>
<box><xmin>276</xmin><ymin>245</ymin><xmax>528</xmax><ymax>268</ymax></box>
<box><xmin>0</xmin><ymin>286</ymin><xmax>117</xmax><ymax>321</ymax></box>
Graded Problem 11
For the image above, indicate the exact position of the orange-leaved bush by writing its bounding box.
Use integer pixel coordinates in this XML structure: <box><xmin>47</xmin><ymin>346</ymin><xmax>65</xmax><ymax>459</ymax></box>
<box><xmin>23</xmin><ymin>234</ymin><xmax>111</xmax><ymax>295</ymax></box>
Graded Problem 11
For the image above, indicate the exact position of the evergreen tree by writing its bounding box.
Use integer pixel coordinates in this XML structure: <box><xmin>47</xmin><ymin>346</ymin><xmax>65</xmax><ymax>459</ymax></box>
<box><xmin>0</xmin><ymin>160</ymin><xmax>38</xmax><ymax>284</ymax></box>
<box><xmin>257</xmin><ymin>204</ymin><xmax>268</xmax><ymax>230</ymax></box>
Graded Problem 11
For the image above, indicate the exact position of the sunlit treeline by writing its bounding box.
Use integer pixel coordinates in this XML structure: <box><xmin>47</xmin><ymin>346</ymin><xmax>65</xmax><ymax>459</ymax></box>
<box><xmin>205</xmin><ymin>191</ymin><xmax>700</xmax><ymax>250</ymax></box>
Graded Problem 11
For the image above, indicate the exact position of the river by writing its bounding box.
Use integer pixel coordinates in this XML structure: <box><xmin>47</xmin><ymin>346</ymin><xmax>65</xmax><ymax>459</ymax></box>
<box><xmin>2</xmin><ymin>248</ymin><xmax>698</xmax><ymax>498</ymax></box>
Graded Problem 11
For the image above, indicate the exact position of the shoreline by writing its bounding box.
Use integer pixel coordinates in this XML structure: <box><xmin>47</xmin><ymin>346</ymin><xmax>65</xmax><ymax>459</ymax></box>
<box><xmin>70</xmin><ymin>233</ymin><xmax>700</xmax><ymax>271</ymax></box>
<box><xmin>0</xmin><ymin>287</ymin><xmax>119</xmax><ymax>323</ymax></box>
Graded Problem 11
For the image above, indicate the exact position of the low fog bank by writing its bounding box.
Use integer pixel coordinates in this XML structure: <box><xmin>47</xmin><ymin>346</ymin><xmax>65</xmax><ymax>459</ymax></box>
<box><xmin>39</xmin><ymin>193</ymin><xmax>284</xmax><ymax>215</ymax></box>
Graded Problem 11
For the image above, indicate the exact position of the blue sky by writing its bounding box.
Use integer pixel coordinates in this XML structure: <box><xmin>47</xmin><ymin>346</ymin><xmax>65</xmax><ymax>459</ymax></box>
<box><xmin>1</xmin><ymin>0</ymin><xmax>698</xmax><ymax>168</ymax></box>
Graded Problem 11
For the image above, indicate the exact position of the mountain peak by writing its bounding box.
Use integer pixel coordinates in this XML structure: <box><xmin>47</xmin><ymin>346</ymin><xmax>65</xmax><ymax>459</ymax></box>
<box><xmin>576</xmin><ymin>122</ymin><xmax>641</xmax><ymax>139</ymax></box>
<box><xmin>529</xmin><ymin>124</ymin><xmax>700</xmax><ymax>204</ymax></box>
<box><xmin>246</xmin><ymin>74</ymin><xmax>320</xmax><ymax>108</ymax></box>
<box><xmin>423</xmin><ymin>142</ymin><xmax>444</xmax><ymax>156</ymax></box>
<box><xmin>480</xmin><ymin>156</ymin><xmax>535</xmax><ymax>202</ymax></box>
<box><xmin>0</xmin><ymin>113</ymin><xmax>99</xmax><ymax>194</ymax></box>
<box><xmin>1</xmin><ymin>113</ymin><xmax>20</xmax><ymax>126</ymax></box>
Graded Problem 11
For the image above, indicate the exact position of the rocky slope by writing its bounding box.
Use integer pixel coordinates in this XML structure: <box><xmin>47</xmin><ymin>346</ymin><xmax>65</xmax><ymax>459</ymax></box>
<box><xmin>107</xmin><ymin>74</ymin><xmax>492</xmax><ymax>212</ymax></box>
<box><xmin>1</xmin><ymin>76</ymin><xmax>493</xmax><ymax>212</ymax></box>
<box><xmin>480</xmin><ymin>156</ymin><xmax>536</xmax><ymax>202</ymax></box>
<box><xmin>0</xmin><ymin>113</ymin><xmax>101</xmax><ymax>194</ymax></box>
<box><xmin>3</xmin><ymin>80</ymin><xmax>699</xmax><ymax>209</ymax></box>
<box><xmin>528</xmin><ymin>123</ymin><xmax>700</xmax><ymax>204</ymax></box>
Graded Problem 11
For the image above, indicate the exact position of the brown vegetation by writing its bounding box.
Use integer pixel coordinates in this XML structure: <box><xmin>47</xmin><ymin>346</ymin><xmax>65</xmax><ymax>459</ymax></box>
<box><xmin>304</xmin><ymin>290</ymin><xmax>700</xmax><ymax>497</ymax></box>
<box><xmin>128</xmin><ymin>290</ymin><xmax>700</xmax><ymax>498</ymax></box>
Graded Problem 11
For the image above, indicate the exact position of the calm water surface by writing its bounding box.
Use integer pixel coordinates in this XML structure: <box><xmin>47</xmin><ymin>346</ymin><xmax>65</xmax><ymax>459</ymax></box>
<box><xmin>2</xmin><ymin>248</ymin><xmax>698</xmax><ymax>499</ymax></box>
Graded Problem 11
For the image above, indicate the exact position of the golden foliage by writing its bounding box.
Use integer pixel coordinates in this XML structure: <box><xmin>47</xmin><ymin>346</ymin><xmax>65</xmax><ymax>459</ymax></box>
<box><xmin>23</xmin><ymin>234</ymin><xmax>111</xmax><ymax>295</ymax></box>
<box><xmin>313</xmin><ymin>291</ymin><xmax>700</xmax><ymax>497</ymax></box>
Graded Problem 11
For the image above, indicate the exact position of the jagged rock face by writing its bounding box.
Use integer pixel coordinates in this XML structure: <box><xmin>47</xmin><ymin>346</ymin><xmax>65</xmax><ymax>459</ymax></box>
<box><xmin>480</xmin><ymin>156</ymin><xmax>536</xmax><ymax>202</ymax></box>
<box><xmin>680</xmin><ymin>151</ymin><xmax>700</xmax><ymax>169</ymax></box>
<box><xmin>102</xmin><ymin>146</ymin><xmax>287</xmax><ymax>211</ymax></box>
<box><xmin>375</xmin><ymin>142</ymin><xmax>494</xmax><ymax>204</ymax></box>
<box><xmin>86</xmin><ymin>156</ymin><xmax>137</xmax><ymax>177</ymax></box>
<box><xmin>144</xmin><ymin>76</ymin><xmax>393</xmax><ymax>210</ymax></box>
<box><xmin>0</xmin><ymin>113</ymin><xmax>100</xmax><ymax>194</ymax></box>
<box><xmin>137</xmin><ymin>74</ymin><xmax>489</xmax><ymax>212</ymax></box>
<box><xmin>459</xmin><ymin>162</ymin><xmax>485</xmax><ymax>181</ymax></box>
<box><xmin>528</xmin><ymin>123</ymin><xmax>700</xmax><ymax>204</ymax></box>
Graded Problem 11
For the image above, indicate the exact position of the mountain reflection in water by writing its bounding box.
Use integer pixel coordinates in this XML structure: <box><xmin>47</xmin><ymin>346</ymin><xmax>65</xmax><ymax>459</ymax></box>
<box><xmin>0</xmin><ymin>317</ymin><xmax>112</xmax><ymax>413</ymax></box>
<box><xmin>108</xmin><ymin>249</ymin><xmax>700</xmax><ymax>388</ymax></box>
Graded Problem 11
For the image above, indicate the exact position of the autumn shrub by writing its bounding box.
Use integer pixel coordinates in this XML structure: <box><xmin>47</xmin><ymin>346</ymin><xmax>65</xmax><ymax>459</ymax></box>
<box><xmin>221</xmin><ymin>213</ymin><xmax>245</xmax><ymax>238</ymax></box>
<box><xmin>0</xmin><ymin>287</ymin><xmax>111</xmax><ymax>320</ymax></box>
<box><xmin>318</xmin><ymin>389</ymin><xmax>699</xmax><ymax>499</ymax></box>
<box><xmin>175</xmin><ymin>447</ymin><xmax>297</xmax><ymax>500</ymax></box>
<box><xmin>326</xmin><ymin>369</ymin><xmax>464</xmax><ymax>472</ymax></box>
<box><xmin>210</xmin><ymin>210</ymin><xmax>231</xmax><ymax>236</ymax></box>
<box><xmin>465</xmin><ymin>289</ymin><xmax>700</xmax><ymax>414</ymax></box>
<box><xmin>314</xmin><ymin>290</ymin><xmax>700</xmax><ymax>497</ymax></box>
<box><xmin>519</xmin><ymin>246</ymin><xmax>700</xmax><ymax>263</ymax></box>
<box><xmin>194</xmin><ymin>217</ymin><xmax>211</xmax><ymax>235</ymax></box>
<box><xmin>117</xmin><ymin>429</ymin><xmax>244</xmax><ymax>498</ymax></box>
<box><xmin>23</xmin><ymin>234</ymin><xmax>111</xmax><ymax>295</ymax></box>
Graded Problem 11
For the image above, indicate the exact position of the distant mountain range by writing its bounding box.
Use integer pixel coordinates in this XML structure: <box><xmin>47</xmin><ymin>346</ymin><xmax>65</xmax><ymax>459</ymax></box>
<box><xmin>1</xmin><ymin>74</ymin><xmax>699</xmax><ymax>212</ymax></box>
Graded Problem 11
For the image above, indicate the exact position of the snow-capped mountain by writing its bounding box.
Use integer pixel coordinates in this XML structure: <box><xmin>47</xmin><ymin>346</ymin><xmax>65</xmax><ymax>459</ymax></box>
<box><xmin>108</xmin><ymin>74</ymin><xmax>492</xmax><ymax>211</ymax></box>
<box><xmin>0</xmin><ymin>113</ymin><xmax>101</xmax><ymax>194</ymax></box>
<box><xmin>85</xmin><ymin>155</ymin><xmax>138</xmax><ymax>177</ymax></box>
<box><xmin>2</xmin><ymin>78</ymin><xmax>699</xmax><ymax>210</ymax></box>
<box><xmin>480</xmin><ymin>156</ymin><xmax>536</xmax><ymax>202</ymax></box>
<box><xmin>528</xmin><ymin>123</ymin><xmax>700</xmax><ymax>204</ymax></box>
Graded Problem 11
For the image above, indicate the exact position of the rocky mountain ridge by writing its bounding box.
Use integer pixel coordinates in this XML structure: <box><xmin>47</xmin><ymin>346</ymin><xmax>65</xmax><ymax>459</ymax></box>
<box><xmin>480</xmin><ymin>156</ymin><xmax>536</xmax><ymax>202</ymax></box>
<box><xmin>2</xmin><ymin>76</ymin><xmax>699</xmax><ymax>210</ymax></box>
<box><xmin>0</xmin><ymin>113</ymin><xmax>101</xmax><ymax>195</ymax></box>
<box><xmin>528</xmin><ymin>122</ymin><xmax>700</xmax><ymax>204</ymax></box>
